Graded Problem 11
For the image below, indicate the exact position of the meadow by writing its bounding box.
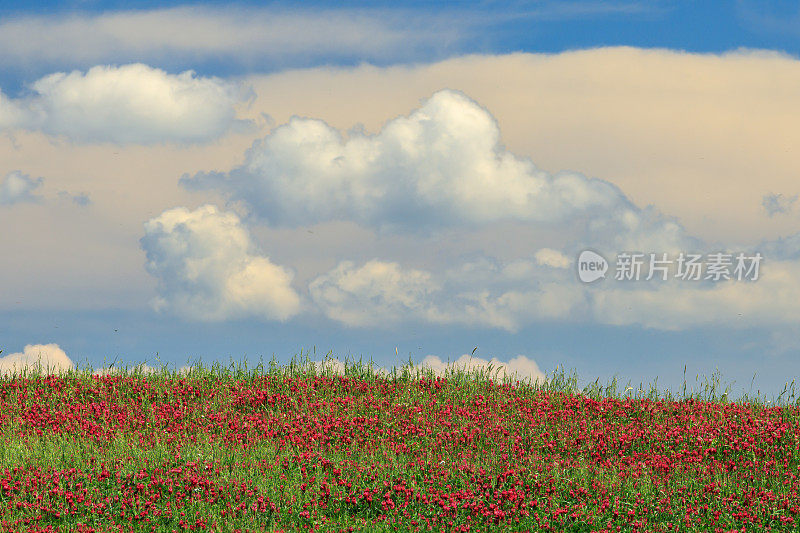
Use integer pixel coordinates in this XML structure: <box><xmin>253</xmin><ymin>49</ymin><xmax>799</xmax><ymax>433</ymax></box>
<box><xmin>0</xmin><ymin>354</ymin><xmax>799</xmax><ymax>532</ymax></box>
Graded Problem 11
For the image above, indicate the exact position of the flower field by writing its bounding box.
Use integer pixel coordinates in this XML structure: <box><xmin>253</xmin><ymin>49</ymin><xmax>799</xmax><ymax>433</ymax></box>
<box><xmin>0</xmin><ymin>359</ymin><xmax>799</xmax><ymax>532</ymax></box>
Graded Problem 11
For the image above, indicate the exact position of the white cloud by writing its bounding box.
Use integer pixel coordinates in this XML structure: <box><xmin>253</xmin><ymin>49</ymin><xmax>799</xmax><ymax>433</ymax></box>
<box><xmin>308</xmin><ymin>260</ymin><xmax>440</xmax><ymax>327</ymax></box>
<box><xmin>0</xmin><ymin>171</ymin><xmax>43</xmax><ymax>205</ymax></box>
<box><xmin>535</xmin><ymin>248</ymin><xmax>571</xmax><ymax>268</ymax></box>
<box><xmin>301</xmin><ymin>353</ymin><xmax>547</xmax><ymax>384</ymax></box>
<box><xmin>307</xmin><ymin>358</ymin><xmax>389</xmax><ymax>376</ymax></box>
<box><xmin>417</xmin><ymin>353</ymin><xmax>546</xmax><ymax>384</ymax></box>
<box><xmin>309</xmin><ymin>256</ymin><xmax>587</xmax><ymax>330</ymax></box>
<box><xmin>170</xmin><ymin>85</ymin><xmax>800</xmax><ymax>333</ymax></box>
<box><xmin>1</xmin><ymin>64</ymin><xmax>250</xmax><ymax>144</ymax></box>
<box><xmin>0</xmin><ymin>344</ymin><xmax>74</xmax><ymax>375</ymax></box>
<box><xmin>590</xmin><ymin>256</ymin><xmax>800</xmax><ymax>330</ymax></box>
<box><xmin>184</xmin><ymin>89</ymin><xmax>688</xmax><ymax>251</ymax></box>
<box><xmin>0</xmin><ymin>90</ymin><xmax>25</xmax><ymax>130</ymax></box>
<box><xmin>140</xmin><ymin>204</ymin><xmax>301</xmax><ymax>322</ymax></box>
<box><xmin>5</xmin><ymin>49</ymin><xmax>799</xmax><ymax>341</ymax></box>
<box><xmin>761</xmin><ymin>232</ymin><xmax>800</xmax><ymax>260</ymax></box>
<box><xmin>0</xmin><ymin>7</ymin><xmax>466</xmax><ymax>70</ymax></box>
<box><xmin>236</xmin><ymin>48</ymin><xmax>800</xmax><ymax>245</ymax></box>
<box><xmin>309</xmin><ymin>359</ymin><xmax>347</xmax><ymax>375</ymax></box>
<box><xmin>0</xmin><ymin>4</ymin><xmax>663</xmax><ymax>76</ymax></box>
<box><xmin>303</xmin><ymin>353</ymin><xmax>547</xmax><ymax>384</ymax></box>
<box><xmin>92</xmin><ymin>363</ymin><xmax>194</xmax><ymax>376</ymax></box>
<box><xmin>306</xmin><ymin>239</ymin><xmax>800</xmax><ymax>333</ymax></box>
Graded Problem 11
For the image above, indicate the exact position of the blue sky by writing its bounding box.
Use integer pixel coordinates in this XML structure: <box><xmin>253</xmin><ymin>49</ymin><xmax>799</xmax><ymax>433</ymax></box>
<box><xmin>1</xmin><ymin>1</ymin><xmax>799</xmax><ymax>397</ymax></box>
<box><xmin>1</xmin><ymin>1</ymin><xmax>799</xmax><ymax>93</ymax></box>
<box><xmin>0</xmin><ymin>0</ymin><xmax>794</xmax><ymax>56</ymax></box>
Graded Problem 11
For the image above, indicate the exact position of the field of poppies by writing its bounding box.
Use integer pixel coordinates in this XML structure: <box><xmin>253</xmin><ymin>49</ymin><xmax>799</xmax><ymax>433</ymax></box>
<box><xmin>0</xmin><ymin>356</ymin><xmax>798</xmax><ymax>532</ymax></box>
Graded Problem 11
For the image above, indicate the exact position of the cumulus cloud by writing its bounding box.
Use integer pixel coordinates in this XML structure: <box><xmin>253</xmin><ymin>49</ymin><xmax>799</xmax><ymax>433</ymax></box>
<box><xmin>184</xmin><ymin>89</ymin><xmax>690</xmax><ymax>251</ymax></box>
<box><xmin>169</xmin><ymin>88</ymin><xmax>797</xmax><ymax>332</ymax></box>
<box><xmin>140</xmin><ymin>204</ymin><xmax>301</xmax><ymax>322</ymax></box>
<box><xmin>590</xmin><ymin>265</ymin><xmax>795</xmax><ymax>330</ymax></box>
<box><xmin>762</xmin><ymin>193</ymin><xmax>797</xmax><ymax>216</ymax></box>
<box><xmin>0</xmin><ymin>344</ymin><xmax>74</xmax><ymax>375</ymax></box>
<box><xmin>0</xmin><ymin>90</ymin><xmax>25</xmax><ymax>130</ymax></box>
<box><xmin>306</xmin><ymin>239</ymin><xmax>800</xmax><ymax>332</ymax></box>
<box><xmin>309</xmin><ymin>255</ymin><xmax>587</xmax><ymax>331</ymax></box>
<box><xmin>298</xmin><ymin>353</ymin><xmax>546</xmax><ymax>384</ymax></box>
<box><xmin>587</xmin><ymin>240</ymin><xmax>800</xmax><ymax>330</ymax></box>
<box><xmin>92</xmin><ymin>363</ymin><xmax>194</xmax><ymax>376</ymax></box>
<box><xmin>307</xmin><ymin>358</ymin><xmax>389</xmax><ymax>376</ymax></box>
<box><xmin>308</xmin><ymin>260</ymin><xmax>440</xmax><ymax>327</ymax></box>
<box><xmin>309</xmin><ymin>359</ymin><xmax>348</xmax><ymax>375</ymax></box>
<box><xmin>1</xmin><ymin>64</ymin><xmax>250</xmax><ymax>144</ymax></box>
<box><xmin>535</xmin><ymin>248</ymin><xmax>571</xmax><ymax>268</ymax></box>
<box><xmin>0</xmin><ymin>171</ymin><xmax>43</xmax><ymax>205</ymax></box>
<box><xmin>417</xmin><ymin>354</ymin><xmax>546</xmax><ymax>384</ymax></box>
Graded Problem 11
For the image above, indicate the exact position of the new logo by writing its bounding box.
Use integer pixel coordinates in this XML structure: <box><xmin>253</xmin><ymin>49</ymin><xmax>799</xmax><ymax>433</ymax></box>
<box><xmin>577</xmin><ymin>250</ymin><xmax>608</xmax><ymax>283</ymax></box>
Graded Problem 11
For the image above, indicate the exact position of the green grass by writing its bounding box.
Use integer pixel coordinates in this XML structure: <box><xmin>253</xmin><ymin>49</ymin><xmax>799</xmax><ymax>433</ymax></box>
<box><xmin>0</xmin><ymin>354</ymin><xmax>798</xmax><ymax>532</ymax></box>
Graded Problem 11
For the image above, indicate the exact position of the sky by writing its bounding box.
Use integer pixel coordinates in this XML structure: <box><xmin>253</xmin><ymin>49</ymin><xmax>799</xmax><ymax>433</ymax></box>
<box><xmin>1</xmin><ymin>0</ymin><xmax>800</xmax><ymax>397</ymax></box>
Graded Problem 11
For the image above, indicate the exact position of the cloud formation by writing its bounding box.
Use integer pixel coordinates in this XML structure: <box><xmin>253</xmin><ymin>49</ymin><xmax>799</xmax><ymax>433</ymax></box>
<box><xmin>306</xmin><ymin>241</ymin><xmax>800</xmax><ymax>332</ymax></box>
<box><xmin>0</xmin><ymin>90</ymin><xmax>25</xmax><ymax>130</ymax></box>
<box><xmin>309</xmin><ymin>256</ymin><xmax>586</xmax><ymax>331</ymax></box>
<box><xmin>57</xmin><ymin>191</ymin><xmax>92</xmax><ymax>207</ymax></box>
<box><xmin>417</xmin><ymin>353</ymin><xmax>546</xmax><ymax>384</ymax></box>
<box><xmin>0</xmin><ymin>344</ymin><xmax>74</xmax><ymax>375</ymax></box>
<box><xmin>762</xmin><ymin>193</ymin><xmax>797</xmax><ymax>216</ymax></box>
<box><xmin>535</xmin><ymin>248</ymin><xmax>571</xmax><ymax>268</ymax></box>
<box><xmin>761</xmin><ymin>232</ymin><xmax>800</xmax><ymax>261</ymax></box>
<box><xmin>0</xmin><ymin>7</ymin><xmax>466</xmax><ymax>71</ymax></box>
<box><xmin>0</xmin><ymin>171</ymin><xmax>43</xmax><ymax>205</ymax></box>
<box><xmin>92</xmin><ymin>363</ymin><xmax>194</xmax><ymax>376</ymax></box>
<box><xmin>173</xmin><ymin>86</ymin><xmax>800</xmax><ymax>334</ymax></box>
<box><xmin>1</xmin><ymin>64</ymin><xmax>249</xmax><ymax>144</ymax></box>
<box><xmin>590</xmin><ymin>254</ymin><xmax>800</xmax><ymax>330</ymax></box>
<box><xmin>184</xmin><ymin>89</ymin><xmax>622</xmax><ymax>227</ymax></box>
<box><xmin>185</xmin><ymin>89</ymin><xmax>690</xmax><ymax>251</ymax></box>
<box><xmin>309</xmin><ymin>261</ymin><xmax>441</xmax><ymax>327</ymax></box>
<box><xmin>286</xmin><ymin>354</ymin><xmax>546</xmax><ymax>384</ymax></box>
<box><xmin>140</xmin><ymin>204</ymin><xmax>301</xmax><ymax>322</ymax></box>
